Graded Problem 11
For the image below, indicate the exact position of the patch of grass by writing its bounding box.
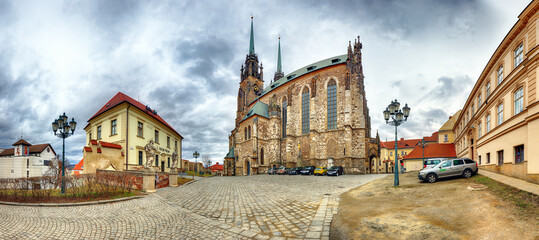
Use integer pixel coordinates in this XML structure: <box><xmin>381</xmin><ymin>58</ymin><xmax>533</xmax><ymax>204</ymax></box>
<box><xmin>472</xmin><ymin>175</ymin><xmax>538</xmax><ymax>218</ymax></box>
<box><xmin>177</xmin><ymin>177</ymin><xmax>194</xmax><ymax>185</ymax></box>
<box><xmin>184</xmin><ymin>171</ymin><xmax>212</xmax><ymax>177</ymax></box>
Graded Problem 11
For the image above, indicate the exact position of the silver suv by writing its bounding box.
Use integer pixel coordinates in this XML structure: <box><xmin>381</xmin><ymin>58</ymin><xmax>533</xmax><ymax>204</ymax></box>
<box><xmin>418</xmin><ymin>158</ymin><xmax>478</xmax><ymax>183</ymax></box>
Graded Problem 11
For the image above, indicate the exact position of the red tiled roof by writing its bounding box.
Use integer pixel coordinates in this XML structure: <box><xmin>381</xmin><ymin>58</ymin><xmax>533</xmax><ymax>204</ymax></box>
<box><xmin>88</xmin><ymin>92</ymin><xmax>183</xmax><ymax>138</ymax></box>
<box><xmin>209</xmin><ymin>163</ymin><xmax>223</xmax><ymax>171</ymax></box>
<box><xmin>13</xmin><ymin>139</ymin><xmax>31</xmax><ymax>146</ymax></box>
<box><xmin>73</xmin><ymin>159</ymin><xmax>84</xmax><ymax>171</ymax></box>
<box><xmin>423</xmin><ymin>132</ymin><xmax>438</xmax><ymax>142</ymax></box>
<box><xmin>0</xmin><ymin>144</ymin><xmax>55</xmax><ymax>156</ymax></box>
<box><xmin>381</xmin><ymin>138</ymin><xmax>421</xmax><ymax>150</ymax></box>
<box><xmin>84</xmin><ymin>146</ymin><xmax>92</xmax><ymax>152</ymax></box>
<box><xmin>403</xmin><ymin>143</ymin><xmax>456</xmax><ymax>160</ymax></box>
<box><xmin>100</xmin><ymin>141</ymin><xmax>122</xmax><ymax>149</ymax></box>
<box><xmin>0</xmin><ymin>148</ymin><xmax>14</xmax><ymax>156</ymax></box>
<box><xmin>90</xmin><ymin>140</ymin><xmax>98</xmax><ymax>145</ymax></box>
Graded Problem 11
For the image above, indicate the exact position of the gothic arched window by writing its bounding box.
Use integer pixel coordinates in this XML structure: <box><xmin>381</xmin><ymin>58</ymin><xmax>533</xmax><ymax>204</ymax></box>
<box><xmin>327</xmin><ymin>79</ymin><xmax>337</xmax><ymax>129</ymax></box>
<box><xmin>260</xmin><ymin>148</ymin><xmax>264</xmax><ymax>165</ymax></box>
<box><xmin>244</xmin><ymin>127</ymin><xmax>247</xmax><ymax>140</ymax></box>
<box><xmin>282</xmin><ymin>98</ymin><xmax>287</xmax><ymax>138</ymax></box>
<box><xmin>248</xmin><ymin>125</ymin><xmax>251</xmax><ymax>139</ymax></box>
<box><xmin>302</xmin><ymin>87</ymin><xmax>310</xmax><ymax>134</ymax></box>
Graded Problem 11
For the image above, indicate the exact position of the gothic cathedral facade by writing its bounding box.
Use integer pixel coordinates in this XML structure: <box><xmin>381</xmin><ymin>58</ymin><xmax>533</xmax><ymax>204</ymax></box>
<box><xmin>224</xmin><ymin>18</ymin><xmax>380</xmax><ymax>175</ymax></box>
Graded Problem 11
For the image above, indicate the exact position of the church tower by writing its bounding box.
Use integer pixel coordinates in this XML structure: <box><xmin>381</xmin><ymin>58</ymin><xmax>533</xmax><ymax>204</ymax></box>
<box><xmin>273</xmin><ymin>37</ymin><xmax>284</xmax><ymax>82</ymax></box>
<box><xmin>346</xmin><ymin>36</ymin><xmax>371</xmax><ymax>138</ymax></box>
<box><xmin>236</xmin><ymin>17</ymin><xmax>264</xmax><ymax>125</ymax></box>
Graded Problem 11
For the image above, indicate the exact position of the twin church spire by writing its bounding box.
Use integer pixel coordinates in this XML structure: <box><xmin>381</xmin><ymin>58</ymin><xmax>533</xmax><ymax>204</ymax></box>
<box><xmin>241</xmin><ymin>16</ymin><xmax>284</xmax><ymax>84</ymax></box>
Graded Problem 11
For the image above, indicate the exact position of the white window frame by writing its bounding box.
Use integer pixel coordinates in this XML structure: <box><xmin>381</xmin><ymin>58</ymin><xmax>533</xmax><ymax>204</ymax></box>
<box><xmin>514</xmin><ymin>43</ymin><xmax>523</xmax><ymax>67</ymax></box>
<box><xmin>497</xmin><ymin>103</ymin><xmax>503</xmax><ymax>126</ymax></box>
<box><xmin>486</xmin><ymin>114</ymin><xmax>491</xmax><ymax>133</ymax></box>
<box><xmin>514</xmin><ymin>87</ymin><xmax>523</xmax><ymax>115</ymax></box>
<box><xmin>497</xmin><ymin>65</ymin><xmax>503</xmax><ymax>85</ymax></box>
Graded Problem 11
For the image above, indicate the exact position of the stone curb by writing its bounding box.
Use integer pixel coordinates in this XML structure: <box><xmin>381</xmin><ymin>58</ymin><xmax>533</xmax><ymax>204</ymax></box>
<box><xmin>0</xmin><ymin>195</ymin><xmax>145</xmax><ymax>207</ymax></box>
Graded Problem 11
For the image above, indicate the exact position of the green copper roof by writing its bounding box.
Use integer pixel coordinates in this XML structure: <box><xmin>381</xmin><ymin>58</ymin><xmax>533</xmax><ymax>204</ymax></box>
<box><xmin>241</xmin><ymin>100</ymin><xmax>268</xmax><ymax>123</ymax></box>
<box><xmin>258</xmin><ymin>54</ymin><xmax>347</xmax><ymax>98</ymax></box>
<box><xmin>249</xmin><ymin>17</ymin><xmax>255</xmax><ymax>55</ymax></box>
<box><xmin>225</xmin><ymin>147</ymin><xmax>235</xmax><ymax>159</ymax></box>
<box><xmin>277</xmin><ymin>37</ymin><xmax>282</xmax><ymax>73</ymax></box>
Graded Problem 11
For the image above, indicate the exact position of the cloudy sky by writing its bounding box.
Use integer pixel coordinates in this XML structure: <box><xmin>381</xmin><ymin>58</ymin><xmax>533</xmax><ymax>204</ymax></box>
<box><xmin>0</xmin><ymin>0</ymin><xmax>531</xmax><ymax>164</ymax></box>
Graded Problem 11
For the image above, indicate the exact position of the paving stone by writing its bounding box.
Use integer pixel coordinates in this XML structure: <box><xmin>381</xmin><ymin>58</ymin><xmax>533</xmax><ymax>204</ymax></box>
<box><xmin>0</xmin><ymin>174</ymin><xmax>384</xmax><ymax>239</ymax></box>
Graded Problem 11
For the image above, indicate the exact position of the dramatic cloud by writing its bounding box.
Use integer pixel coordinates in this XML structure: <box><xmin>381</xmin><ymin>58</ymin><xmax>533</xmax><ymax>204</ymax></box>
<box><xmin>0</xmin><ymin>0</ymin><xmax>531</xmax><ymax>164</ymax></box>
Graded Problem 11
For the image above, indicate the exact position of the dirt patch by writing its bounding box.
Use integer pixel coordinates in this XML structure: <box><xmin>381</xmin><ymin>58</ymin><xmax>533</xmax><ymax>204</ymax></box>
<box><xmin>330</xmin><ymin>172</ymin><xmax>538</xmax><ymax>240</ymax></box>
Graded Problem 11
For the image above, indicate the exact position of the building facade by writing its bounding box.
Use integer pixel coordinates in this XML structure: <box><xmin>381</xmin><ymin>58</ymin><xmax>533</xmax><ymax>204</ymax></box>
<box><xmin>224</xmin><ymin>18</ymin><xmax>379</xmax><ymax>176</ymax></box>
<box><xmin>454</xmin><ymin>1</ymin><xmax>539</xmax><ymax>183</ymax></box>
<box><xmin>0</xmin><ymin>139</ymin><xmax>56</xmax><ymax>178</ymax></box>
<box><xmin>379</xmin><ymin>138</ymin><xmax>421</xmax><ymax>174</ymax></box>
<box><xmin>83</xmin><ymin>92</ymin><xmax>183</xmax><ymax>173</ymax></box>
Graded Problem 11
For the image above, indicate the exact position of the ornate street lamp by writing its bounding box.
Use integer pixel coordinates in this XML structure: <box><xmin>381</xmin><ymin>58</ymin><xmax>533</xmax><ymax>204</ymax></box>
<box><xmin>52</xmin><ymin>112</ymin><xmax>77</xmax><ymax>194</ymax></box>
<box><xmin>193</xmin><ymin>151</ymin><xmax>200</xmax><ymax>179</ymax></box>
<box><xmin>419</xmin><ymin>139</ymin><xmax>428</xmax><ymax>169</ymax></box>
<box><xmin>383</xmin><ymin>99</ymin><xmax>410</xmax><ymax>186</ymax></box>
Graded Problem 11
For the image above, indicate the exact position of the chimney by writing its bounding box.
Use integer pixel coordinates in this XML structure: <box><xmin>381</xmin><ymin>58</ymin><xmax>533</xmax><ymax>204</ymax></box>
<box><xmin>400</xmin><ymin>138</ymin><xmax>404</xmax><ymax>142</ymax></box>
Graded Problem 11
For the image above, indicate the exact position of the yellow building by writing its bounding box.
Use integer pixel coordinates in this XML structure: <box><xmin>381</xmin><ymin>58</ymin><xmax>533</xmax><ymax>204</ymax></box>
<box><xmin>83</xmin><ymin>92</ymin><xmax>183</xmax><ymax>173</ymax></box>
<box><xmin>379</xmin><ymin>138</ymin><xmax>421</xmax><ymax>173</ymax></box>
<box><xmin>454</xmin><ymin>1</ymin><xmax>539</xmax><ymax>183</ymax></box>
<box><xmin>437</xmin><ymin>110</ymin><xmax>460</xmax><ymax>144</ymax></box>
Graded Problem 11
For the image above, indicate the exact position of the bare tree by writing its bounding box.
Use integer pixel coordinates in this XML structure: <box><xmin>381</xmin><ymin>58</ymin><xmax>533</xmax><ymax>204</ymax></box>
<box><xmin>202</xmin><ymin>154</ymin><xmax>212</xmax><ymax>169</ymax></box>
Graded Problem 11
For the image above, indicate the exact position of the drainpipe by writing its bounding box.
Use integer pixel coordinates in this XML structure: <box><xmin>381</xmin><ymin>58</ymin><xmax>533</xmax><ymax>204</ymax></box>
<box><xmin>126</xmin><ymin>105</ymin><xmax>130</xmax><ymax>170</ymax></box>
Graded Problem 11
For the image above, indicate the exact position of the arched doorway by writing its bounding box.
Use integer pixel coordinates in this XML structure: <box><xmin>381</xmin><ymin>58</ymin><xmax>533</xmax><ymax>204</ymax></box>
<box><xmin>245</xmin><ymin>160</ymin><xmax>250</xmax><ymax>176</ymax></box>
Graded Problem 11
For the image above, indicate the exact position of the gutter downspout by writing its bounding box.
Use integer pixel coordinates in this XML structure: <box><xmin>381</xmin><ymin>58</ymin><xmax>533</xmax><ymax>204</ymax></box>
<box><xmin>126</xmin><ymin>105</ymin><xmax>130</xmax><ymax>170</ymax></box>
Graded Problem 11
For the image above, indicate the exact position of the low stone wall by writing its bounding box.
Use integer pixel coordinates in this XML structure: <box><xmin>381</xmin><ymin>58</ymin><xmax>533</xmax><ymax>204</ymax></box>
<box><xmin>480</xmin><ymin>162</ymin><xmax>539</xmax><ymax>184</ymax></box>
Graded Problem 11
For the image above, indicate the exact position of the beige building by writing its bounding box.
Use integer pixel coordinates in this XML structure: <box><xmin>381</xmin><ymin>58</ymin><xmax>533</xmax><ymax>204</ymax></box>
<box><xmin>83</xmin><ymin>92</ymin><xmax>183</xmax><ymax>173</ymax></box>
<box><xmin>454</xmin><ymin>1</ymin><xmax>539</xmax><ymax>183</ymax></box>
<box><xmin>0</xmin><ymin>139</ymin><xmax>56</xmax><ymax>178</ymax></box>
<box><xmin>224</xmin><ymin>19</ymin><xmax>379</xmax><ymax>175</ymax></box>
<box><xmin>379</xmin><ymin>138</ymin><xmax>421</xmax><ymax>174</ymax></box>
<box><xmin>438</xmin><ymin>110</ymin><xmax>460</xmax><ymax>144</ymax></box>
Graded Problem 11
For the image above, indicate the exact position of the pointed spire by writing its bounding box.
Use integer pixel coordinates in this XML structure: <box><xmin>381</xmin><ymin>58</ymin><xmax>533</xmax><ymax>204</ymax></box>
<box><xmin>277</xmin><ymin>36</ymin><xmax>282</xmax><ymax>73</ymax></box>
<box><xmin>273</xmin><ymin>36</ymin><xmax>284</xmax><ymax>82</ymax></box>
<box><xmin>249</xmin><ymin>16</ymin><xmax>255</xmax><ymax>55</ymax></box>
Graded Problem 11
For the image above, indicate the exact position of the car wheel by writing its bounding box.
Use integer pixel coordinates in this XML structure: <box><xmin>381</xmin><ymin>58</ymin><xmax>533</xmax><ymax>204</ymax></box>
<box><xmin>463</xmin><ymin>169</ymin><xmax>472</xmax><ymax>178</ymax></box>
<box><xmin>426</xmin><ymin>173</ymin><xmax>437</xmax><ymax>183</ymax></box>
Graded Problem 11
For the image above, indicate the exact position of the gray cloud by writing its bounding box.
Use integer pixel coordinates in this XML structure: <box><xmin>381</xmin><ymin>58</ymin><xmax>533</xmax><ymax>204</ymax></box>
<box><xmin>0</xmin><ymin>0</ymin><xmax>531</xmax><ymax>164</ymax></box>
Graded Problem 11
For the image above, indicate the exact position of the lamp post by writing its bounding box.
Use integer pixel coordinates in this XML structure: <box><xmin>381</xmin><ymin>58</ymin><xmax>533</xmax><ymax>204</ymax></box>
<box><xmin>51</xmin><ymin>112</ymin><xmax>77</xmax><ymax>194</ymax></box>
<box><xmin>383</xmin><ymin>99</ymin><xmax>410</xmax><ymax>186</ymax></box>
<box><xmin>419</xmin><ymin>139</ymin><xmax>428</xmax><ymax>169</ymax></box>
<box><xmin>193</xmin><ymin>151</ymin><xmax>199</xmax><ymax>179</ymax></box>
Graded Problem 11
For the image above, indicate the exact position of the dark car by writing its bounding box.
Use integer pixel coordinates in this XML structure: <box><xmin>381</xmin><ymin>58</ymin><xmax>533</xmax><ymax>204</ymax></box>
<box><xmin>300</xmin><ymin>166</ymin><xmax>315</xmax><ymax>175</ymax></box>
<box><xmin>327</xmin><ymin>166</ymin><xmax>344</xmax><ymax>176</ymax></box>
<box><xmin>288</xmin><ymin>167</ymin><xmax>302</xmax><ymax>175</ymax></box>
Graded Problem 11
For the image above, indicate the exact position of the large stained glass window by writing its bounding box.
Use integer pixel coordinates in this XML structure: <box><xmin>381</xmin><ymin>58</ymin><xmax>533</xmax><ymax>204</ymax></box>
<box><xmin>327</xmin><ymin>80</ymin><xmax>337</xmax><ymax>129</ymax></box>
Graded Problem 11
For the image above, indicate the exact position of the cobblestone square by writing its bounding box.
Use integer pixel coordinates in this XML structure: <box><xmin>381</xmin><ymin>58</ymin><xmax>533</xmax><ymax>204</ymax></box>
<box><xmin>0</xmin><ymin>174</ymin><xmax>385</xmax><ymax>239</ymax></box>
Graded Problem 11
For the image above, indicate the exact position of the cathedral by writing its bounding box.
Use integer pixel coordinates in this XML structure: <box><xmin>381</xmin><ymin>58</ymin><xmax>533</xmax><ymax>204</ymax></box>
<box><xmin>224</xmin><ymin>18</ymin><xmax>380</xmax><ymax>176</ymax></box>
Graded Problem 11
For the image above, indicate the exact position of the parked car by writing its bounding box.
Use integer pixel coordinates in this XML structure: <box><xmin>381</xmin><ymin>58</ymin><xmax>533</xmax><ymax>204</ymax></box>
<box><xmin>314</xmin><ymin>167</ymin><xmax>328</xmax><ymax>176</ymax></box>
<box><xmin>418</xmin><ymin>158</ymin><xmax>478</xmax><ymax>183</ymax></box>
<box><xmin>276</xmin><ymin>167</ymin><xmax>290</xmax><ymax>175</ymax></box>
<box><xmin>267</xmin><ymin>167</ymin><xmax>278</xmax><ymax>175</ymax></box>
<box><xmin>288</xmin><ymin>167</ymin><xmax>302</xmax><ymax>175</ymax></box>
<box><xmin>300</xmin><ymin>166</ymin><xmax>315</xmax><ymax>175</ymax></box>
<box><xmin>423</xmin><ymin>158</ymin><xmax>444</xmax><ymax>169</ymax></box>
<box><xmin>327</xmin><ymin>166</ymin><xmax>344</xmax><ymax>176</ymax></box>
